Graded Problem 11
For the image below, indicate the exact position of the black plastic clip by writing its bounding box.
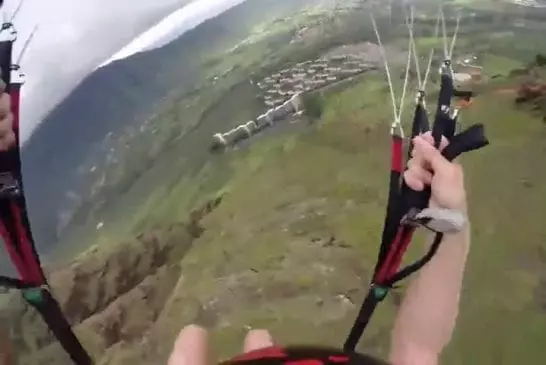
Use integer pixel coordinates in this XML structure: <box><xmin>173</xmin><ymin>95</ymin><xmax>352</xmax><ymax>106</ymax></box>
<box><xmin>0</xmin><ymin>172</ymin><xmax>21</xmax><ymax>199</ymax></box>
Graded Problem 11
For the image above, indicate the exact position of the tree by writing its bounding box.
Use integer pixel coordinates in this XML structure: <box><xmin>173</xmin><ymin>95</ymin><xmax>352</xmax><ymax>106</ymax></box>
<box><xmin>535</xmin><ymin>53</ymin><xmax>546</xmax><ymax>67</ymax></box>
<box><xmin>302</xmin><ymin>93</ymin><xmax>325</xmax><ymax>121</ymax></box>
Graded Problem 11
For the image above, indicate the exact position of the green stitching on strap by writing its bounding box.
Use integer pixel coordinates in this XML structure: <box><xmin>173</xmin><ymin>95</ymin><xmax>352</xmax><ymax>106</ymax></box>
<box><xmin>372</xmin><ymin>285</ymin><xmax>389</xmax><ymax>301</ymax></box>
<box><xmin>22</xmin><ymin>287</ymin><xmax>44</xmax><ymax>305</ymax></box>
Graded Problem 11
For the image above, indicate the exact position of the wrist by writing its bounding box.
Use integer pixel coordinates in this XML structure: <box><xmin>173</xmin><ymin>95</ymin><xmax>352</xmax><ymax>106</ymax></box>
<box><xmin>429</xmin><ymin>197</ymin><xmax>467</xmax><ymax>215</ymax></box>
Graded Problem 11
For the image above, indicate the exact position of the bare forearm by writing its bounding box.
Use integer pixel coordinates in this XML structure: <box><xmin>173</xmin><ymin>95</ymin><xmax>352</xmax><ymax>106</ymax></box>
<box><xmin>389</xmin><ymin>224</ymin><xmax>470</xmax><ymax>364</ymax></box>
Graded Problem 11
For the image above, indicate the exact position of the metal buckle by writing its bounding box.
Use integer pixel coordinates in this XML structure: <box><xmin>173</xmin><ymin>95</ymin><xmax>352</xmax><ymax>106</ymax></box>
<box><xmin>401</xmin><ymin>207</ymin><xmax>466</xmax><ymax>233</ymax></box>
<box><xmin>0</xmin><ymin>172</ymin><xmax>21</xmax><ymax>199</ymax></box>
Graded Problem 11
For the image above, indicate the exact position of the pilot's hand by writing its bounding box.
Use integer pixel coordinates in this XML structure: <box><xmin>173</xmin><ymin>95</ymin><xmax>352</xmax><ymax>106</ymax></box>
<box><xmin>404</xmin><ymin>132</ymin><xmax>467</xmax><ymax>212</ymax></box>
<box><xmin>168</xmin><ymin>325</ymin><xmax>274</xmax><ymax>365</ymax></box>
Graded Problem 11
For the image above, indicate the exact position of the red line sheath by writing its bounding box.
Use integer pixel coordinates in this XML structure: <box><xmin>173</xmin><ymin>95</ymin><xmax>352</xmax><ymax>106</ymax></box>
<box><xmin>375</xmin><ymin>227</ymin><xmax>405</xmax><ymax>284</ymax></box>
<box><xmin>10</xmin><ymin>87</ymin><xmax>21</xmax><ymax>132</ymax></box>
<box><xmin>376</xmin><ymin>136</ymin><xmax>417</xmax><ymax>283</ymax></box>
<box><xmin>391</xmin><ymin>135</ymin><xmax>403</xmax><ymax>173</ymax></box>
<box><xmin>386</xmin><ymin>227</ymin><xmax>415</xmax><ymax>279</ymax></box>
<box><xmin>10</xmin><ymin>201</ymin><xmax>43</xmax><ymax>284</ymax></box>
<box><xmin>0</xmin><ymin>219</ymin><xmax>29</xmax><ymax>280</ymax></box>
<box><xmin>230</xmin><ymin>346</ymin><xmax>288</xmax><ymax>361</ymax></box>
<box><xmin>0</xmin><ymin>86</ymin><xmax>43</xmax><ymax>284</ymax></box>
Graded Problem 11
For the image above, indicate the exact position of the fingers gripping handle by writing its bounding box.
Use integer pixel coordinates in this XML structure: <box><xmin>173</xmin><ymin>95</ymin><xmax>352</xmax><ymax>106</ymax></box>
<box><xmin>401</xmin><ymin>123</ymin><xmax>489</xmax><ymax>216</ymax></box>
<box><xmin>442</xmin><ymin>123</ymin><xmax>489</xmax><ymax>161</ymax></box>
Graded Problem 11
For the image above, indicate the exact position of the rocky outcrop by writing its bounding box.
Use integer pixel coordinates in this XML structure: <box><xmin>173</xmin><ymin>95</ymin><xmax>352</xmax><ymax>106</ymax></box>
<box><xmin>0</xmin><ymin>196</ymin><xmax>223</xmax><ymax>365</ymax></box>
<box><xmin>0</xmin><ymin>327</ymin><xmax>15</xmax><ymax>365</ymax></box>
<box><xmin>513</xmin><ymin>78</ymin><xmax>546</xmax><ymax>121</ymax></box>
<box><xmin>211</xmin><ymin>93</ymin><xmax>304</xmax><ymax>150</ymax></box>
<box><xmin>515</xmin><ymin>82</ymin><xmax>546</xmax><ymax>104</ymax></box>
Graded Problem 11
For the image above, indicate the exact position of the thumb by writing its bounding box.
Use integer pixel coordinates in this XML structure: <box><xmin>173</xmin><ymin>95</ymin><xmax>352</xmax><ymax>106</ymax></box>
<box><xmin>413</xmin><ymin>136</ymin><xmax>451</xmax><ymax>173</ymax></box>
<box><xmin>243</xmin><ymin>329</ymin><xmax>274</xmax><ymax>353</ymax></box>
<box><xmin>169</xmin><ymin>325</ymin><xmax>208</xmax><ymax>365</ymax></box>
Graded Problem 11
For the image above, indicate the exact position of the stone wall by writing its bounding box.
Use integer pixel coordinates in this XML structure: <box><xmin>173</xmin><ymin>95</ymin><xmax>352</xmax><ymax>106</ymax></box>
<box><xmin>211</xmin><ymin>93</ymin><xmax>303</xmax><ymax>149</ymax></box>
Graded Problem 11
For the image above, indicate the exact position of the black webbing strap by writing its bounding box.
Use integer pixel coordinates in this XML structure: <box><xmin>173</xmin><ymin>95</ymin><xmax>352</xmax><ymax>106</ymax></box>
<box><xmin>0</xmin><ymin>40</ymin><xmax>11</xmax><ymax>88</ymax></box>
<box><xmin>343</xmin><ymin>285</ymin><xmax>386</xmax><ymax>352</ymax></box>
<box><xmin>411</xmin><ymin>103</ymin><xmax>429</xmax><ymax>143</ymax></box>
<box><xmin>432</xmin><ymin>64</ymin><xmax>455</xmax><ymax>146</ymax></box>
<box><xmin>437</xmin><ymin>70</ymin><xmax>454</xmax><ymax>107</ymax></box>
<box><xmin>408</xmin><ymin>92</ymin><xmax>430</xmax><ymax>163</ymax></box>
<box><xmin>23</xmin><ymin>287</ymin><xmax>93</xmax><ymax>365</ymax></box>
<box><xmin>0</xmin><ymin>275</ymin><xmax>34</xmax><ymax>290</ymax></box>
